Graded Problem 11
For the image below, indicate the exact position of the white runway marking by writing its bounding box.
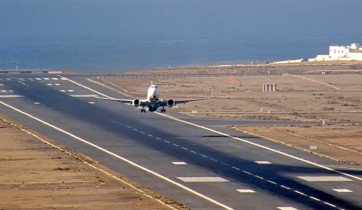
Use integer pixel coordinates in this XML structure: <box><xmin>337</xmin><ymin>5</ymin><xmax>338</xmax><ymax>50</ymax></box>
<box><xmin>59</xmin><ymin>90</ymin><xmax>66</xmax><ymax>92</ymax></box>
<box><xmin>43</xmin><ymin>77</ymin><xmax>50</xmax><ymax>80</ymax></box>
<box><xmin>1</xmin><ymin>90</ymin><xmax>7</xmax><ymax>93</ymax></box>
<box><xmin>70</xmin><ymin>94</ymin><xmax>97</xmax><ymax>98</ymax></box>
<box><xmin>267</xmin><ymin>180</ymin><xmax>277</xmax><ymax>185</ymax></box>
<box><xmin>232</xmin><ymin>166</ymin><xmax>240</xmax><ymax>171</ymax></box>
<box><xmin>0</xmin><ymin>100</ymin><xmax>233</xmax><ymax>210</ymax></box>
<box><xmin>34</xmin><ymin>102</ymin><xmax>41</xmax><ymax>105</ymax></box>
<box><xmin>47</xmin><ymin>83</ymin><xmax>53</xmax><ymax>86</ymax></box>
<box><xmin>309</xmin><ymin>196</ymin><xmax>320</xmax><ymax>201</ymax></box>
<box><xmin>280</xmin><ymin>185</ymin><xmax>291</xmax><ymax>190</ymax></box>
<box><xmin>172</xmin><ymin>162</ymin><xmax>187</xmax><ymax>165</ymax></box>
<box><xmin>35</xmin><ymin>78</ymin><xmax>41</xmax><ymax>80</ymax></box>
<box><xmin>255</xmin><ymin>175</ymin><xmax>264</xmax><ymax>180</ymax></box>
<box><xmin>0</xmin><ymin>95</ymin><xmax>23</xmax><ymax>98</ymax></box>
<box><xmin>297</xmin><ymin>176</ymin><xmax>352</xmax><ymax>182</ymax></box>
<box><xmin>55</xmin><ymin>83</ymin><xmax>60</xmax><ymax>86</ymax></box>
<box><xmin>255</xmin><ymin>161</ymin><xmax>272</xmax><ymax>164</ymax></box>
<box><xmin>294</xmin><ymin>190</ymin><xmax>307</xmax><ymax>196</ymax></box>
<box><xmin>88</xmin><ymin>102</ymin><xmax>95</xmax><ymax>104</ymax></box>
<box><xmin>177</xmin><ymin>177</ymin><xmax>229</xmax><ymax>183</ymax></box>
<box><xmin>237</xmin><ymin>189</ymin><xmax>255</xmax><ymax>193</ymax></box>
<box><xmin>333</xmin><ymin>189</ymin><xmax>353</xmax><ymax>193</ymax></box>
<box><xmin>52</xmin><ymin>78</ymin><xmax>59</xmax><ymax>80</ymax></box>
<box><xmin>67</xmin><ymin>90</ymin><xmax>74</xmax><ymax>92</ymax></box>
<box><xmin>277</xmin><ymin>207</ymin><xmax>298</xmax><ymax>210</ymax></box>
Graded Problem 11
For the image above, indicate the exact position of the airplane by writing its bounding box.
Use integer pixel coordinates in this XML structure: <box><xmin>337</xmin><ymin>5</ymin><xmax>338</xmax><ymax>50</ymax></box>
<box><xmin>96</xmin><ymin>84</ymin><xmax>204</xmax><ymax>113</ymax></box>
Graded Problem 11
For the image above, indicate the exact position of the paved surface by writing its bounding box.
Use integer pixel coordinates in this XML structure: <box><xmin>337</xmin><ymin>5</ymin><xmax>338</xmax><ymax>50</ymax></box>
<box><xmin>0</xmin><ymin>74</ymin><xmax>361</xmax><ymax>210</ymax></box>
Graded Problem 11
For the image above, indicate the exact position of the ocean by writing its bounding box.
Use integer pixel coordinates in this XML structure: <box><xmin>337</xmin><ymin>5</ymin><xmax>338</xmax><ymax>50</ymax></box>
<box><xmin>1</xmin><ymin>0</ymin><xmax>361</xmax><ymax>72</ymax></box>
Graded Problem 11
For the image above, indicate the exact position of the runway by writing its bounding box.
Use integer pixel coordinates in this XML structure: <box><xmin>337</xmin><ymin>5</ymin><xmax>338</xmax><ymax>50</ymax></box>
<box><xmin>0</xmin><ymin>74</ymin><xmax>361</xmax><ymax>210</ymax></box>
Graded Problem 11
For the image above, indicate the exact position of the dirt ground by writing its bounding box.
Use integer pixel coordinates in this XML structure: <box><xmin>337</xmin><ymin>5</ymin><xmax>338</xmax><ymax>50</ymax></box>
<box><xmin>93</xmin><ymin>62</ymin><xmax>362</xmax><ymax>167</ymax></box>
<box><xmin>0</xmin><ymin>116</ymin><xmax>183</xmax><ymax>210</ymax></box>
<box><xmin>233</xmin><ymin>124</ymin><xmax>362</xmax><ymax>166</ymax></box>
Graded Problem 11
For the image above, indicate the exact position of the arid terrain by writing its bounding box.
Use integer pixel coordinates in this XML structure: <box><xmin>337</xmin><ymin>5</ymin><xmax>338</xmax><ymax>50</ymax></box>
<box><xmin>0</xmin><ymin>116</ymin><xmax>182</xmax><ymax>209</ymax></box>
<box><xmin>93</xmin><ymin>62</ymin><xmax>362</xmax><ymax>166</ymax></box>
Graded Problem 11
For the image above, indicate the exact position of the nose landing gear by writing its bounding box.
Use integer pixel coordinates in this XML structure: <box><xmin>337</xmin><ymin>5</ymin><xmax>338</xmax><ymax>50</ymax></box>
<box><xmin>141</xmin><ymin>108</ymin><xmax>146</xmax><ymax>113</ymax></box>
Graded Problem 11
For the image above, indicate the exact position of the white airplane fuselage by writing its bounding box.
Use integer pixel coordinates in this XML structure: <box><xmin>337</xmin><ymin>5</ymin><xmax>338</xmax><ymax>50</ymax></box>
<box><xmin>147</xmin><ymin>85</ymin><xmax>160</xmax><ymax>102</ymax></box>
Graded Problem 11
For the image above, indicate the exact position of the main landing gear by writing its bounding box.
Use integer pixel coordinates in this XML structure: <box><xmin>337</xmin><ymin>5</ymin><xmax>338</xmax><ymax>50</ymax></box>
<box><xmin>160</xmin><ymin>107</ymin><xmax>166</xmax><ymax>113</ymax></box>
<box><xmin>141</xmin><ymin>108</ymin><xmax>146</xmax><ymax>113</ymax></box>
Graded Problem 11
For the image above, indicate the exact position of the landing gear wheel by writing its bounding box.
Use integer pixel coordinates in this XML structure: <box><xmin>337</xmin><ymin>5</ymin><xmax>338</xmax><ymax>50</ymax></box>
<box><xmin>161</xmin><ymin>108</ymin><xmax>166</xmax><ymax>113</ymax></box>
<box><xmin>141</xmin><ymin>109</ymin><xmax>146</xmax><ymax>113</ymax></box>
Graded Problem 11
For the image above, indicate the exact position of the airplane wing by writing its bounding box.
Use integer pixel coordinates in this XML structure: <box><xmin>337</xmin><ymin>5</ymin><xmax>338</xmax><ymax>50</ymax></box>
<box><xmin>159</xmin><ymin>98</ymin><xmax>205</xmax><ymax>107</ymax></box>
<box><xmin>94</xmin><ymin>96</ymin><xmax>133</xmax><ymax>104</ymax></box>
<box><xmin>174</xmin><ymin>98</ymin><xmax>205</xmax><ymax>104</ymax></box>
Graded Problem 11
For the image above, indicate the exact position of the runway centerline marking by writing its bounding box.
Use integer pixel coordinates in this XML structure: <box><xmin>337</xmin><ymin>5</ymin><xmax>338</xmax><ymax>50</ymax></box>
<box><xmin>0</xmin><ymin>100</ymin><xmax>233</xmax><ymax>210</ymax></box>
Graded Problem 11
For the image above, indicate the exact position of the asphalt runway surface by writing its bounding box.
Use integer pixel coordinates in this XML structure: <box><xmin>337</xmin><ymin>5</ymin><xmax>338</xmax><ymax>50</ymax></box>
<box><xmin>0</xmin><ymin>74</ymin><xmax>361</xmax><ymax>210</ymax></box>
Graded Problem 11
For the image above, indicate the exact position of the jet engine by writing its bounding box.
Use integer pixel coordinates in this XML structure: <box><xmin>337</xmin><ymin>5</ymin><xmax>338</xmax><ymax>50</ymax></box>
<box><xmin>167</xmin><ymin>99</ymin><xmax>174</xmax><ymax>107</ymax></box>
<box><xmin>132</xmin><ymin>99</ymin><xmax>140</xmax><ymax>107</ymax></box>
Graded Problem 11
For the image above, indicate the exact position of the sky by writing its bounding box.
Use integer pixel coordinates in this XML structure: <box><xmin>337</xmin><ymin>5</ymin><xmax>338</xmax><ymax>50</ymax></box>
<box><xmin>0</xmin><ymin>0</ymin><xmax>361</xmax><ymax>70</ymax></box>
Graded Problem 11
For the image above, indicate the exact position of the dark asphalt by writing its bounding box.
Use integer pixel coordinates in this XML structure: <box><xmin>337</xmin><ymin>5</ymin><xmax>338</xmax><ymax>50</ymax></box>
<box><xmin>0</xmin><ymin>75</ymin><xmax>361</xmax><ymax>210</ymax></box>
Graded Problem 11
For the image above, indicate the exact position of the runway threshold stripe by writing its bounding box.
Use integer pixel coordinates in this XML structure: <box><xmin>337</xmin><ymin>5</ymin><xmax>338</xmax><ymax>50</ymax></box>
<box><xmin>236</xmin><ymin>189</ymin><xmax>255</xmax><ymax>193</ymax></box>
<box><xmin>297</xmin><ymin>176</ymin><xmax>352</xmax><ymax>182</ymax></box>
<box><xmin>177</xmin><ymin>177</ymin><xmax>229</xmax><ymax>183</ymax></box>
<box><xmin>172</xmin><ymin>162</ymin><xmax>187</xmax><ymax>165</ymax></box>
<box><xmin>255</xmin><ymin>161</ymin><xmax>272</xmax><ymax>164</ymax></box>
<box><xmin>0</xmin><ymin>101</ymin><xmax>233</xmax><ymax>210</ymax></box>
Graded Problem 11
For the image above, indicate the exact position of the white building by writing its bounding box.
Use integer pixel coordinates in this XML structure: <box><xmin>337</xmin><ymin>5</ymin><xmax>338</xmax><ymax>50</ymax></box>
<box><xmin>328</xmin><ymin>43</ymin><xmax>362</xmax><ymax>60</ymax></box>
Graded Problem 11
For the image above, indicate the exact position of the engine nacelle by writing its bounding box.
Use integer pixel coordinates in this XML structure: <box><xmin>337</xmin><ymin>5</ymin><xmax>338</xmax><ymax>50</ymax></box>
<box><xmin>132</xmin><ymin>99</ymin><xmax>140</xmax><ymax>107</ymax></box>
<box><xmin>167</xmin><ymin>99</ymin><xmax>174</xmax><ymax>107</ymax></box>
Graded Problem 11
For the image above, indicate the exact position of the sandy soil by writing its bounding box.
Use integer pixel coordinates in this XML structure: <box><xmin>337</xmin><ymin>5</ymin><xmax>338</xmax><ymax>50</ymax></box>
<box><xmin>0</xmin><ymin>116</ymin><xmax>184</xmax><ymax>210</ymax></box>
<box><xmin>92</xmin><ymin>63</ymin><xmax>362</xmax><ymax>167</ymax></box>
